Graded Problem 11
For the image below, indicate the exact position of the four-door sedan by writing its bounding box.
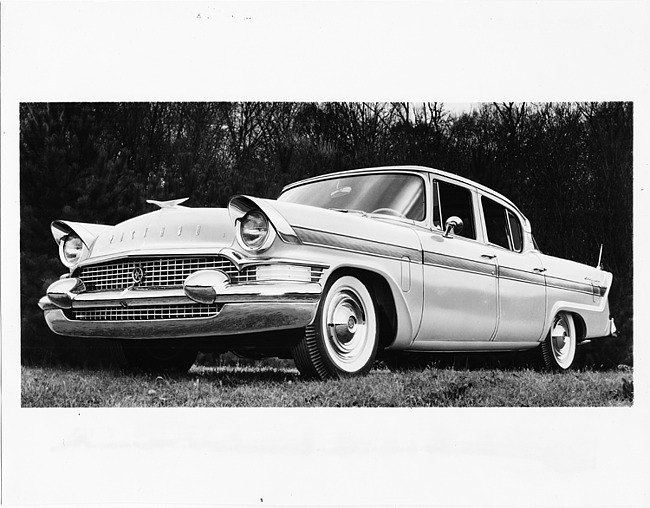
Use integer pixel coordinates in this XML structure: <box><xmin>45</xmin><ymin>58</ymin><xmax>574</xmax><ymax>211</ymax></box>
<box><xmin>39</xmin><ymin>166</ymin><xmax>617</xmax><ymax>378</ymax></box>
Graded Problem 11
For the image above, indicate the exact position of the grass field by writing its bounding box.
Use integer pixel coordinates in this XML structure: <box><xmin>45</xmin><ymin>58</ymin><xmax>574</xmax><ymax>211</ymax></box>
<box><xmin>21</xmin><ymin>361</ymin><xmax>634</xmax><ymax>408</ymax></box>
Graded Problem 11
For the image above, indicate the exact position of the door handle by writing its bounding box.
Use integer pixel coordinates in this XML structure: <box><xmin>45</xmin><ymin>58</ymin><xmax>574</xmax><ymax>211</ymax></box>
<box><xmin>481</xmin><ymin>254</ymin><xmax>496</xmax><ymax>259</ymax></box>
<box><xmin>533</xmin><ymin>267</ymin><xmax>547</xmax><ymax>273</ymax></box>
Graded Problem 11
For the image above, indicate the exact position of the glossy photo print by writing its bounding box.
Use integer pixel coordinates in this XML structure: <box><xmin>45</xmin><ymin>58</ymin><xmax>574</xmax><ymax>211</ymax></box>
<box><xmin>3</xmin><ymin>2</ymin><xmax>648</xmax><ymax>507</ymax></box>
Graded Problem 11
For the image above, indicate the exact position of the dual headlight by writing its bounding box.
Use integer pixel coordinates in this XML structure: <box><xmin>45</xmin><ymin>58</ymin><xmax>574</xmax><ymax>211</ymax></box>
<box><xmin>59</xmin><ymin>233</ymin><xmax>85</xmax><ymax>267</ymax></box>
<box><xmin>237</xmin><ymin>210</ymin><xmax>276</xmax><ymax>252</ymax></box>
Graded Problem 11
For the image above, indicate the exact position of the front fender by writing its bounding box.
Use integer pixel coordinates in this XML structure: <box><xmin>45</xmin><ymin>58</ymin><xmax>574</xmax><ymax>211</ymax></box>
<box><xmin>293</xmin><ymin>244</ymin><xmax>423</xmax><ymax>350</ymax></box>
<box><xmin>51</xmin><ymin>220</ymin><xmax>113</xmax><ymax>248</ymax></box>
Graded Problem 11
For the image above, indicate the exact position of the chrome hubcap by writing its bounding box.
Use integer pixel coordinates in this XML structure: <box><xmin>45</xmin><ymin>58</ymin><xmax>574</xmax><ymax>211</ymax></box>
<box><xmin>551</xmin><ymin>314</ymin><xmax>574</xmax><ymax>367</ymax></box>
<box><xmin>324</xmin><ymin>288</ymin><xmax>370</xmax><ymax>369</ymax></box>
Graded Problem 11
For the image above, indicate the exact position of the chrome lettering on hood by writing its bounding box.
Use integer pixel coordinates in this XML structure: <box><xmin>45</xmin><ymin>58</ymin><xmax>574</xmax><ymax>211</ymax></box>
<box><xmin>88</xmin><ymin>207</ymin><xmax>236</xmax><ymax>259</ymax></box>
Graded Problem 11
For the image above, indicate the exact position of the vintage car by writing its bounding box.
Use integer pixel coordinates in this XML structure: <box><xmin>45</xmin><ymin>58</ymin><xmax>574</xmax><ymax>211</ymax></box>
<box><xmin>39</xmin><ymin>165</ymin><xmax>617</xmax><ymax>378</ymax></box>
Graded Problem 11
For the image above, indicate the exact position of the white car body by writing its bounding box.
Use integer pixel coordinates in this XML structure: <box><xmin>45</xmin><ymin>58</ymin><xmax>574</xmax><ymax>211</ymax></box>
<box><xmin>39</xmin><ymin>166</ymin><xmax>616</xmax><ymax>377</ymax></box>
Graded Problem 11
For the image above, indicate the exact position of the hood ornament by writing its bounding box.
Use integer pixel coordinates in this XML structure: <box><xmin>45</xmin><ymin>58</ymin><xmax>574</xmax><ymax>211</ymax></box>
<box><xmin>147</xmin><ymin>197</ymin><xmax>189</xmax><ymax>209</ymax></box>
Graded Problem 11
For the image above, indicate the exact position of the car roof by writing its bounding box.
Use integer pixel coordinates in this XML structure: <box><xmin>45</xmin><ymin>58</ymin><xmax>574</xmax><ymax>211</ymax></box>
<box><xmin>281</xmin><ymin>165</ymin><xmax>527</xmax><ymax>220</ymax></box>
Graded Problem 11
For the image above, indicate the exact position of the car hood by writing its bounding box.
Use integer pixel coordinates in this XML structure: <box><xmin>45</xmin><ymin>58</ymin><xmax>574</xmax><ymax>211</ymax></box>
<box><xmin>87</xmin><ymin>207</ymin><xmax>236</xmax><ymax>261</ymax></box>
<box><xmin>82</xmin><ymin>198</ymin><xmax>423</xmax><ymax>263</ymax></box>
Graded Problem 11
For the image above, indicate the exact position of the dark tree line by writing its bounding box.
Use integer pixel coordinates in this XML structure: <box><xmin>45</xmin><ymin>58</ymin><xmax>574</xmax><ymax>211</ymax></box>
<box><xmin>20</xmin><ymin>101</ymin><xmax>633</xmax><ymax>366</ymax></box>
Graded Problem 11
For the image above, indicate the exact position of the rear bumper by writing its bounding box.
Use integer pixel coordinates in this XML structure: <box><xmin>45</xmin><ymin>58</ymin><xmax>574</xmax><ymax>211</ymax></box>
<box><xmin>607</xmin><ymin>317</ymin><xmax>618</xmax><ymax>337</ymax></box>
<box><xmin>39</xmin><ymin>282</ymin><xmax>321</xmax><ymax>339</ymax></box>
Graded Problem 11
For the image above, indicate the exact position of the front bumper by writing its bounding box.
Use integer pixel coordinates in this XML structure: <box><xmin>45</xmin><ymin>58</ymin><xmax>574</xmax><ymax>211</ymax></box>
<box><xmin>39</xmin><ymin>281</ymin><xmax>321</xmax><ymax>339</ymax></box>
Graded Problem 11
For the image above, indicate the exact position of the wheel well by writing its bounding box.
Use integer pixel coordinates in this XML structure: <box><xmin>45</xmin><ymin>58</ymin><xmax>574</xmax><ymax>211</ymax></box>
<box><xmin>549</xmin><ymin>311</ymin><xmax>587</xmax><ymax>342</ymax></box>
<box><xmin>325</xmin><ymin>267</ymin><xmax>397</xmax><ymax>350</ymax></box>
<box><xmin>571</xmin><ymin>312</ymin><xmax>587</xmax><ymax>342</ymax></box>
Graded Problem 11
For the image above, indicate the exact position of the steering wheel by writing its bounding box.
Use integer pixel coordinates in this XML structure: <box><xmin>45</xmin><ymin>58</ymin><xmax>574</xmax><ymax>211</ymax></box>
<box><xmin>371</xmin><ymin>207</ymin><xmax>406</xmax><ymax>218</ymax></box>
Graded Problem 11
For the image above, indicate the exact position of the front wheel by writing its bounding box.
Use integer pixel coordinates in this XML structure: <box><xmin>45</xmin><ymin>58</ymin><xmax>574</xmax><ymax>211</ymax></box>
<box><xmin>541</xmin><ymin>312</ymin><xmax>576</xmax><ymax>370</ymax></box>
<box><xmin>292</xmin><ymin>275</ymin><xmax>379</xmax><ymax>379</ymax></box>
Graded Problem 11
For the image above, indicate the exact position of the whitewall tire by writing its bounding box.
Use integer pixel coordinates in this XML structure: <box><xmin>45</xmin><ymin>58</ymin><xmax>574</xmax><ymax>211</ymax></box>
<box><xmin>542</xmin><ymin>312</ymin><xmax>577</xmax><ymax>370</ymax></box>
<box><xmin>293</xmin><ymin>275</ymin><xmax>379</xmax><ymax>379</ymax></box>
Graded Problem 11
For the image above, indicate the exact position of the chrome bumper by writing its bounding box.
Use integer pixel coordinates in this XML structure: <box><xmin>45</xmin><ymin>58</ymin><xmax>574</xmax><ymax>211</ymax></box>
<box><xmin>38</xmin><ymin>281</ymin><xmax>321</xmax><ymax>339</ymax></box>
<box><xmin>608</xmin><ymin>317</ymin><xmax>618</xmax><ymax>337</ymax></box>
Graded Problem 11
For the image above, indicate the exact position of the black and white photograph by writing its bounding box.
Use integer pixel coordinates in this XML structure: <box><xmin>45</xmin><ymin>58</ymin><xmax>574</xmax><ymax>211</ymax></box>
<box><xmin>20</xmin><ymin>101</ymin><xmax>631</xmax><ymax>397</ymax></box>
<box><xmin>2</xmin><ymin>2</ymin><xmax>649</xmax><ymax>507</ymax></box>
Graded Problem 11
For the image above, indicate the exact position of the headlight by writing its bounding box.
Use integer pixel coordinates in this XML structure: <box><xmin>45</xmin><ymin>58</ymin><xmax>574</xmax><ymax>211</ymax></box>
<box><xmin>238</xmin><ymin>210</ymin><xmax>273</xmax><ymax>251</ymax></box>
<box><xmin>60</xmin><ymin>234</ymin><xmax>84</xmax><ymax>267</ymax></box>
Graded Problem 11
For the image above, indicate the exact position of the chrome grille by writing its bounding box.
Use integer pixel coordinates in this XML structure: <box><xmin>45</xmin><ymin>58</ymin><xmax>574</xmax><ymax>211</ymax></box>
<box><xmin>71</xmin><ymin>303</ymin><xmax>220</xmax><ymax>321</ymax></box>
<box><xmin>77</xmin><ymin>257</ymin><xmax>252</xmax><ymax>292</ymax></box>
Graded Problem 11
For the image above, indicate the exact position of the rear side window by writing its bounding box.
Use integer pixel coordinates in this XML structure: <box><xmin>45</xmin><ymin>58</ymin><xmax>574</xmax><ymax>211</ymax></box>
<box><xmin>481</xmin><ymin>196</ymin><xmax>523</xmax><ymax>252</ymax></box>
<box><xmin>436</xmin><ymin>181</ymin><xmax>476</xmax><ymax>240</ymax></box>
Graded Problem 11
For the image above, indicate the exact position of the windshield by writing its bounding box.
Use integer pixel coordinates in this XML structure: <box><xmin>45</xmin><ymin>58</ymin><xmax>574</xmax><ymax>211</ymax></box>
<box><xmin>278</xmin><ymin>173</ymin><xmax>426</xmax><ymax>221</ymax></box>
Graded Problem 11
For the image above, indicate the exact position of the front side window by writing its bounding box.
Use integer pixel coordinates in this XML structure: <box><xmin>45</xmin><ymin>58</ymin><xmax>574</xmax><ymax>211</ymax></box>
<box><xmin>507</xmin><ymin>210</ymin><xmax>523</xmax><ymax>252</ymax></box>
<box><xmin>278</xmin><ymin>173</ymin><xmax>426</xmax><ymax>221</ymax></box>
<box><xmin>481</xmin><ymin>196</ymin><xmax>523</xmax><ymax>252</ymax></box>
<box><xmin>435</xmin><ymin>180</ymin><xmax>476</xmax><ymax>240</ymax></box>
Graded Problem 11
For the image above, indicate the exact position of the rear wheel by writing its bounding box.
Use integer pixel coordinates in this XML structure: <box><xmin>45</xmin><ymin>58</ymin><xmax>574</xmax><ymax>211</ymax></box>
<box><xmin>292</xmin><ymin>275</ymin><xmax>379</xmax><ymax>379</ymax></box>
<box><xmin>541</xmin><ymin>312</ymin><xmax>576</xmax><ymax>370</ymax></box>
<box><xmin>122</xmin><ymin>340</ymin><xmax>198</xmax><ymax>373</ymax></box>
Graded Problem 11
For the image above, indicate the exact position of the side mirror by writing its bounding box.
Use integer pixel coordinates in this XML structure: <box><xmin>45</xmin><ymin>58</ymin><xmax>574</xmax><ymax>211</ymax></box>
<box><xmin>444</xmin><ymin>216</ymin><xmax>463</xmax><ymax>238</ymax></box>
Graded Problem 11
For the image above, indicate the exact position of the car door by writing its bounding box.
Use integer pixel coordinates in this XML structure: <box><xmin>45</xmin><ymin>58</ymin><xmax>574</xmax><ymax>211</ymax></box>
<box><xmin>414</xmin><ymin>179</ymin><xmax>498</xmax><ymax>344</ymax></box>
<box><xmin>480</xmin><ymin>195</ymin><xmax>547</xmax><ymax>343</ymax></box>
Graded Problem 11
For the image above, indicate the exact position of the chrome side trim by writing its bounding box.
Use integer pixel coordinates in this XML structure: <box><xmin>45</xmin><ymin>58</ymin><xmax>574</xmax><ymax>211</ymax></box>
<box><xmin>423</xmin><ymin>251</ymin><xmax>494</xmax><ymax>277</ymax></box>
<box><xmin>424</xmin><ymin>253</ymin><xmax>604</xmax><ymax>296</ymax></box>
<box><xmin>295</xmin><ymin>227</ymin><xmax>422</xmax><ymax>262</ymax></box>
<box><xmin>498</xmin><ymin>266</ymin><xmax>545</xmax><ymax>286</ymax></box>
<box><xmin>546</xmin><ymin>275</ymin><xmax>603</xmax><ymax>296</ymax></box>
